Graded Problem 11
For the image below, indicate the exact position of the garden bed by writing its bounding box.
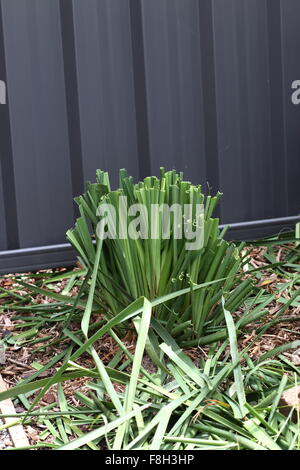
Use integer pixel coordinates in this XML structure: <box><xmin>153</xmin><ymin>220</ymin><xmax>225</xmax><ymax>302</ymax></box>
<box><xmin>0</xmin><ymin>233</ymin><xmax>299</xmax><ymax>450</ymax></box>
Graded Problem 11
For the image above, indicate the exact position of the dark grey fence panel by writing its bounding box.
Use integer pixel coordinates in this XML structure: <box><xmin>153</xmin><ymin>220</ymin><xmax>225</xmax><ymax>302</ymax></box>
<box><xmin>0</xmin><ymin>164</ymin><xmax>6</xmax><ymax>250</ymax></box>
<box><xmin>1</xmin><ymin>0</ymin><xmax>74</xmax><ymax>249</ymax></box>
<box><xmin>281</xmin><ymin>1</ymin><xmax>300</xmax><ymax>216</ymax></box>
<box><xmin>0</xmin><ymin>0</ymin><xmax>299</xmax><ymax>273</ymax></box>
<box><xmin>141</xmin><ymin>0</ymin><xmax>207</xmax><ymax>183</ymax></box>
<box><xmin>213</xmin><ymin>0</ymin><xmax>275</xmax><ymax>223</ymax></box>
<box><xmin>71</xmin><ymin>0</ymin><xmax>140</xmax><ymax>186</ymax></box>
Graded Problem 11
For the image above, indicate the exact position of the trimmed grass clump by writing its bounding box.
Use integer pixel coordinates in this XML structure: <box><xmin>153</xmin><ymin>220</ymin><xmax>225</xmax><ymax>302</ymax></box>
<box><xmin>67</xmin><ymin>169</ymin><xmax>252</xmax><ymax>344</ymax></box>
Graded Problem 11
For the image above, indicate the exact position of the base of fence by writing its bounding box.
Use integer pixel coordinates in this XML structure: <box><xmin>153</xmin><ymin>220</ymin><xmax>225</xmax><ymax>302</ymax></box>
<box><xmin>0</xmin><ymin>215</ymin><xmax>298</xmax><ymax>274</ymax></box>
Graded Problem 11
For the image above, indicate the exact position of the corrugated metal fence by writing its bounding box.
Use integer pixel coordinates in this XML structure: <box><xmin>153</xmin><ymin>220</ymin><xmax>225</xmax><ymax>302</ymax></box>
<box><xmin>0</xmin><ymin>0</ymin><xmax>299</xmax><ymax>273</ymax></box>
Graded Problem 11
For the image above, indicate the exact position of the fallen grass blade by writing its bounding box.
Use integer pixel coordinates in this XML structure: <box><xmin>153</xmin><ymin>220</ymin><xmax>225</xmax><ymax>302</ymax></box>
<box><xmin>57</xmin><ymin>405</ymin><xmax>150</xmax><ymax>450</ymax></box>
<box><xmin>222</xmin><ymin>297</ymin><xmax>246</xmax><ymax>418</ymax></box>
